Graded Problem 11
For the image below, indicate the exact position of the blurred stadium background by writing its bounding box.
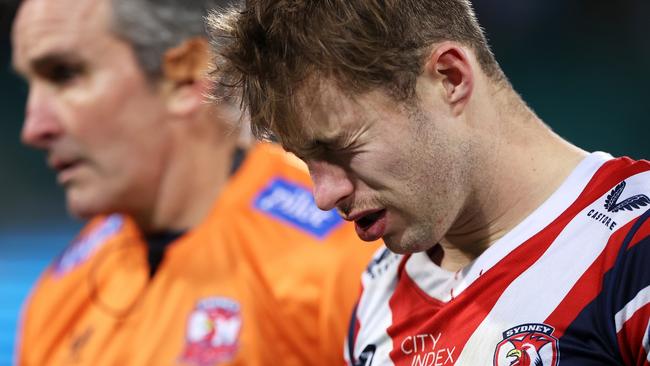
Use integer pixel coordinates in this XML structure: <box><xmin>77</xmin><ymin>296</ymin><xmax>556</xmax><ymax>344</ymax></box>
<box><xmin>1</xmin><ymin>0</ymin><xmax>649</xmax><ymax>364</ymax></box>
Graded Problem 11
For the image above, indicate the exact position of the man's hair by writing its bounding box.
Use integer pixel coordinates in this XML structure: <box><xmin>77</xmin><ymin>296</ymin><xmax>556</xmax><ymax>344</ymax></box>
<box><xmin>209</xmin><ymin>0</ymin><xmax>505</xmax><ymax>142</ymax></box>
<box><xmin>110</xmin><ymin>0</ymin><xmax>238</xmax><ymax>79</ymax></box>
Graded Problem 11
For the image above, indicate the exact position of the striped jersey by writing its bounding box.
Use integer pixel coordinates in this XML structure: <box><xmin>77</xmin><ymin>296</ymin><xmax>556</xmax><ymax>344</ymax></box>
<box><xmin>17</xmin><ymin>143</ymin><xmax>379</xmax><ymax>366</ymax></box>
<box><xmin>346</xmin><ymin>152</ymin><xmax>650</xmax><ymax>366</ymax></box>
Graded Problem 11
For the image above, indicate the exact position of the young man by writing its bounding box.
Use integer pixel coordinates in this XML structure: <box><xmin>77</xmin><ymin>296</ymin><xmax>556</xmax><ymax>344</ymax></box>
<box><xmin>11</xmin><ymin>0</ymin><xmax>378</xmax><ymax>364</ymax></box>
<box><xmin>210</xmin><ymin>1</ymin><xmax>650</xmax><ymax>365</ymax></box>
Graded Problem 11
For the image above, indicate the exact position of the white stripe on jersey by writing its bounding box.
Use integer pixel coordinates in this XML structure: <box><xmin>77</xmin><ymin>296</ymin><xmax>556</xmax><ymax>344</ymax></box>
<box><xmin>455</xmin><ymin>169</ymin><xmax>650</xmax><ymax>364</ymax></box>
<box><xmin>615</xmin><ymin>285</ymin><xmax>650</xmax><ymax>332</ymax></box>
<box><xmin>404</xmin><ymin>252</ymin><xmax>461</xmax><ymax>303</ymax></box>
<box><xmin>353</xmin><ymin>249</ymin><xmax>403</xmax><ymax>366</ymax></box>
<box><xmin>405</xmin><ymin>152</ymin><xmax>614</xmax><ymax>303</ymax></box>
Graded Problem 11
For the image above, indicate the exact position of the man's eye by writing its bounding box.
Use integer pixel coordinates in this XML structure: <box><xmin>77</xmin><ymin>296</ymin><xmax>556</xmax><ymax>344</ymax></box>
<box><xmin>43</xmin><ymin>63</ymin><xmax>82</xmax><ymax>85</ymax></box>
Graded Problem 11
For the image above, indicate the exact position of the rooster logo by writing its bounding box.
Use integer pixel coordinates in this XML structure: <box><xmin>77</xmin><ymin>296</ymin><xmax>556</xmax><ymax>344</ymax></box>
<box><xmin>494</xmin><ymin>323</ymin><xmax>559</xmax><ymax>366</ymax></box>
<box><xmin>505</xmin><ymin>333</ymin><xmax>553</xmax><ymax>366</ymax></box>
<box><xmin>181</xmin><ymin>297</ymin><xmax>242</xmax><ymax>366</ymax></box>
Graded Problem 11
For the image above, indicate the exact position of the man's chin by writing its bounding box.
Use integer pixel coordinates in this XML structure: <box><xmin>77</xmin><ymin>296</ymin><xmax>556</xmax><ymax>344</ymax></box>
<box><xmin>66</xmin><ymin>203</ymin><xmax>102</xmax><ymax>220</ymax></box>
<box><xmin>382</xmin><ymin>232</ymin><xmax>434</xmax><ymax>255</ymax></box>
<box><xmin>65</xmin><ymin>190</ymin><xmax>113</xmax><ymax>219</ymax></box>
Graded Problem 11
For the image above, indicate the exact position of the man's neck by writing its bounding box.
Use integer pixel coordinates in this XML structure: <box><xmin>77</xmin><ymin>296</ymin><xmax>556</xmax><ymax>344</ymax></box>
<box><xmin>133</xmin><ymin>122</ymin><xmax>239</xmax><ymax>234</ymax></box>
<box><xmin>436</xmin><ymin>95</ymin><xmax>588</xmax><ymax>271</ymax></box>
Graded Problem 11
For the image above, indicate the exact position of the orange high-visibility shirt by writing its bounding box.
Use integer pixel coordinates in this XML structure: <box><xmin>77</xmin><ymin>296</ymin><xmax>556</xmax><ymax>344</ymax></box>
<box><xmin>17</xmin><ymin>143</ymin><xmax>379</xmax><ymax>366</ymax></box>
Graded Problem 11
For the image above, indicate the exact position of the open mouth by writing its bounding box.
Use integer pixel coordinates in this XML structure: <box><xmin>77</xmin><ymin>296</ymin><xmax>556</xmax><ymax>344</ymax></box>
<box><xmin>354</xmin><ymin>209</ymin><xmax>387</xmax><ymax>241</ymax></box>
<box><xmin>356</xmin><ymin>210</ymin><xmax>385</xmax><ymax>229</ymax></box>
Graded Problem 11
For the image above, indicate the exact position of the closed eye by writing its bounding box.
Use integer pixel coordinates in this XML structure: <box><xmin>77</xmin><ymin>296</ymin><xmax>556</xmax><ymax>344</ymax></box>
<box><xmin>31</xmin><ymin>54</ymin><xmax>85</xmax><ymax>86</ymax></box>
<box><xmin>40</xmin><ymin>62</ymin><xmax>83</xmax><ymax>85</ymax></box>
<box><xmin>289</xmin><ymin>145</ymin><xmax>324</xmax><ymax>162</ymax></box>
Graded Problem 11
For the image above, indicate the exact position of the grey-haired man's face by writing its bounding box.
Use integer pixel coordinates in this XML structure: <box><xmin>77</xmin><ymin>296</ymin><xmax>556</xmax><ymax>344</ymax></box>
<box><xmin>12</xmin><ymin>0</ymin><xmax>173</xmax><ymax>218</ymax></box>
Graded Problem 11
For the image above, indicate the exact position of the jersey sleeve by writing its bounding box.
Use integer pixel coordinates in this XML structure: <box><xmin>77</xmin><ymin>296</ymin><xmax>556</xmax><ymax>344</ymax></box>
<box><xmin>610</xmin><ymin>209</ymin><xmax>650</xmax><ymax>365</ymax></box>
<box><xmin>343</xmin><ymin>248</ymin><xmax>402</xmax><ymax>366</ymax></box>
<box><xmin>317</xmin><ymin>244</ymin><xmax>378</xmax><ymax>366</ymax></box>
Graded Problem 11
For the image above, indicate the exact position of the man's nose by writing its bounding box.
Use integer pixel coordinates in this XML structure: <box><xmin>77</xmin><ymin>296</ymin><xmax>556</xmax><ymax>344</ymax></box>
<box><xmin>307</xmin><ymin>159</ymin><xmax>354</xmax><ymax>212</ymax></box>
<box><xmin>21</xmin><ymin>85</ymin><xmax>62</xmax><ymax>149</ymax></box>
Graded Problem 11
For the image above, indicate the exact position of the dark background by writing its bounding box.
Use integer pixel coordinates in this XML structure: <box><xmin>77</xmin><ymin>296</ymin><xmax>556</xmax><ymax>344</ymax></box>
<box><xmin>1</xmin><ymin>0</ymin><xmax>649</xmax><ymax>364</ymax></box>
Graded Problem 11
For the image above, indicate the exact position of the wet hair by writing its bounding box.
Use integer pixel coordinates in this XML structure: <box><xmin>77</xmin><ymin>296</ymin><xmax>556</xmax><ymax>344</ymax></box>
<box><xmin>208</xmin><ymin>0</ymin><xmax>505</xmax><ymax>142</ymax></box>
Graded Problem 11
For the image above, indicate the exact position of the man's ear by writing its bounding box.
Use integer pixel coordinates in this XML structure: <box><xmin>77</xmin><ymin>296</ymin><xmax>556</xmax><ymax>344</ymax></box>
<box><xmin>161</xmin><ymin>37</ymin><xmax>210</xmax><ymax>116</ymax></box>
<box><xmin>423</xmin><ymin>42</ymin><xmax>474</xmax><ymax>115</ymax></box>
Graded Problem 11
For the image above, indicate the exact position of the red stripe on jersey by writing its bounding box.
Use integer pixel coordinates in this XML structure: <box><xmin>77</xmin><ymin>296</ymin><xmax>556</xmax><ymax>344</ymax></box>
<box><xmin>617</xmin><ymin>303</ymin><xmax>650</xmax><ymax>366</ymax></box>
<box><xmin>544</xmin><ymin>218</ymin><xmax>639</xmax><ymax>337</ymax></box>
<box><xmin>575</xmin><ymin>157</ymin><xmax>649</xmax><ymax>204</ymax></box>
<box><xmin>629</xmin><ymin>217</ymin><xmax>650</xmax><ymax>249</ymax></box>
<box><xmin>385</xmin><ymin>157</ymin><xmax>650</xmax><ymax>364</ymax></box>
<box><xmin>544</xmin><ymin>217</ymin><xmax>650</xmax><ymax>338</ymax></box>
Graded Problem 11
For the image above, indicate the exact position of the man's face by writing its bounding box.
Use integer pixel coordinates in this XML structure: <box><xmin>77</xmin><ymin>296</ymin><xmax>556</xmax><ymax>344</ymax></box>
<box><xmin>287</xmin><ymin>82</ymin><xmax>473</xmax><ymax>254</ymax></box>
<box><xmin>12</xmin><ymin>0</ymin><xmax>172</xmax><ymax>218</ymax></box>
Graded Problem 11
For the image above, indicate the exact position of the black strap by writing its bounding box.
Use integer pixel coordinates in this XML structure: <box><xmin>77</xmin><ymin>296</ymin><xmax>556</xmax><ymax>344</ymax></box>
<box><xmin>145</xmin><ymin>231</ymin><xmax>185</xmax><ymax>278</ymax></box>
<box><xmin>347</xmin><ymin>302</ymin><xmax>359</xmax><ymax>364</ymax></box>
<box><xmin>230</xmin><ymin>146</ymin><xmax>247</xmax><ymax>175</ymax></box>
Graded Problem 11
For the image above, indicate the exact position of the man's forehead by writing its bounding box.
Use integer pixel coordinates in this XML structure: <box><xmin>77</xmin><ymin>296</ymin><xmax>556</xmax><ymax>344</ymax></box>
<box><xmin>12</xmin><ymin>0</ymin><xmax>110</xmax><ymax>70</ymax></box>
<box><xmin>277</xmin><ymin>84</ymin><xmax>376</xmax><ymax>155</ymax></box>
<box><xmin>278</xmin><ymin>92</ymin><xmax>344</xmax><ymax>148</ymax></box>
<box><xmin>295</xmin><ymin>81</ymin><xmax>359</xmax><ymax>129</ymax></box>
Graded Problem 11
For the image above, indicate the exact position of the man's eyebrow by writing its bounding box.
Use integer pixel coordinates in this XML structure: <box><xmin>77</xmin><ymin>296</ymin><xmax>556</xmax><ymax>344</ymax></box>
<box><xmin>34</xmin><ymin>52</ymin><xmax>83</xmax><ymax>69</ymax></box>
<box><xmin>281</xmin><ymin>138</ymin><xmax>320</xmax><ymax>159</ymax></box>
<box><xmin>14</xmin><ymin>51</ymin><xmax>83</xmax><ymax>76</ymax></box>
<box><xmin>289</xmin><ymin>134</ymin><xmax>347</xmax><ymax>160</ymax></box>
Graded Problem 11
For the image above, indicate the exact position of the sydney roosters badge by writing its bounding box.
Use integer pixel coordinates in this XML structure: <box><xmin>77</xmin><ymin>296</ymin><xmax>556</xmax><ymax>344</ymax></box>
<box><xmin>493</xmin><ymin>323</ymin><xmax>559</xmax><ymax>366</ymax></box>
<box><xmin>181</xmin><ymin>297</ymin><xmax>242</xmax><ymax>366</ymax></box>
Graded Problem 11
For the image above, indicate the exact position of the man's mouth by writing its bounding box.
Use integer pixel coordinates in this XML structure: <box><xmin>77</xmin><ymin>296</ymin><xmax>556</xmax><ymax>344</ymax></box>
<box><xmin>352</xmin><ymin>209</ymin><xmax>387</xmax><ymax>242</ymax></box>
<box><xmin>49</xmin><ymin>156</ymin><xmax>83</xmax><ymax>184</ymax></box>
<box><xmin>55</xmin><ymin>160</ymin><xmax>78</xmax><ymax>171</ymax></box>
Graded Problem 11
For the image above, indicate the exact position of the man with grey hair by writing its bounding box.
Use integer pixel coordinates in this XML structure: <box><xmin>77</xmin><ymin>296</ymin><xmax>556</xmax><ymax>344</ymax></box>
<box><xmin>11</xmin><ymin>0</ymin><xmax>378</xmax><ymax>364</ymax></box>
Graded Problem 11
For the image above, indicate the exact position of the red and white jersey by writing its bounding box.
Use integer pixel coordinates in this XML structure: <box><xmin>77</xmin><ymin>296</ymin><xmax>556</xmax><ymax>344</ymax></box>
<box><xmin>346</xmin><ymin>152</ymin><xmax>650</xmax><ymax>366</ymax></box>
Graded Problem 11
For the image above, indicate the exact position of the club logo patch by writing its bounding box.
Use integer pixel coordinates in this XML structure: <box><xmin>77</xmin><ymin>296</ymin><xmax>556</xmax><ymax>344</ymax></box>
<box><xmin>54</xmin><ymin>214</ymin><xmax>123</xmax><ymax>276</ymax></box>
<box><xmin>254</xmin><ymin>178</ymin><xmax>343</xmax><ymax>238</ymax></box>
<box><xmin>493</xmin><ymin>323</ymin><xmax>559</xmax><ymax>366</ymax></box>
<box><xmin>181</xmin><ymin>297</ymin><xmax>242</xmax><ymax>366</ymax></box>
